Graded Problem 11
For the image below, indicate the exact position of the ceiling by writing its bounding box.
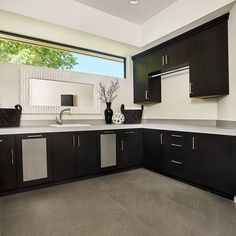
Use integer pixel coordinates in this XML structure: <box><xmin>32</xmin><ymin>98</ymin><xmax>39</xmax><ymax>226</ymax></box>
<box><xmin>73</xmin><ymin>0</ymin><xmax>178</xmax><ymax>24</ymax></box>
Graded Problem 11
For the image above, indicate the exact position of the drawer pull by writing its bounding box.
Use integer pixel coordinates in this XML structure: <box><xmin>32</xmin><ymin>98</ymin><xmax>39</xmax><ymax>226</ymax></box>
<box><xmin>77</xmin><ymin>135</ymin><xmax>80</xmax><ymax>147</ymax></box>
<box><xmin>103</xmin><ymin>131</ymin><xmax>115</xmax><ymax>134</ymax></box>
<box><xmin>171</xmin><ymin>135</ymin><xmax>183</xmax><ymax>138</ymax></box>
<box><xmin>125</xmin><ymin>131</ymin><xmax>135</xmax><ymax>134</ymax></box>
<box><xmin>121</xmin><ymin>140</ymin><xmax>124</xmax><ymax>151</ymax></box>
<box><xmin>160</xmin><ymin>133</ymin><xmax>164</xmax><ymax>144</ymax></box>
<box><xmin>11</xmin><ymin>149</ymin><xmax>14</xmax><ymax>165</ymax></box>
<box><xmin>171</xmin><ymin>144</ymin><xmax>182</xmax><ymax>147</ymax></box>
<box><xmin>171</xmin><ymin>160</ymin><xmax>183</xmax><ymax>165</ymax></box>
<box><xmin>192</xmin><ymin>137</ymin><xmax>196</xmax><ymax>150</ymax></box>
<box><xmin>27</xmin><ymin>135</ymin><xmax>43</xmax><ymax>138</ymax></box>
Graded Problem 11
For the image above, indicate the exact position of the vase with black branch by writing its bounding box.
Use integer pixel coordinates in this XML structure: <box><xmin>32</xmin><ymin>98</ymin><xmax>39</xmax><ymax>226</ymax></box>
<box><xmin>98</xmin><ymin>80</ymin><xmax>119</xmax><ymax>124</ymax></box>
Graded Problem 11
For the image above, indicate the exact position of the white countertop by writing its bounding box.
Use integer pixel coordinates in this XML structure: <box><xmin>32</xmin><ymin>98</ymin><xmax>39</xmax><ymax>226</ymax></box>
<box><xmin>1</xmin><ymin>123</ymin><xmax>236</xmax><ymax>136</ymax></box>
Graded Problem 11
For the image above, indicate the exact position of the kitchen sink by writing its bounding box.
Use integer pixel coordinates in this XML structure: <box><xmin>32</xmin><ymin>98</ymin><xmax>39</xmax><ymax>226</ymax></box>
<box><xmin>50</xmin><ymin>124</ymin><xmax>91</xmax><ymax>128</ymax></box>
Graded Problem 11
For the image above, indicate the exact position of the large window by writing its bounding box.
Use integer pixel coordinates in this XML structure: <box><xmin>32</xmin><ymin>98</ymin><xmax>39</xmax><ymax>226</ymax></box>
<box><xmin>0</xmin><ymin>32</ymin><xmax>126</xmax><ymax>78</ymax></box>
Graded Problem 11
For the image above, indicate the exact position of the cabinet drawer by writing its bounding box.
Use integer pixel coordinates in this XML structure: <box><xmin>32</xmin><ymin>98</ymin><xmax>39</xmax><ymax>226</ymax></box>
<box><xmin>164</xmin><ymin>157</ymin><xmax>186</xmax><ymax>179</ymax></box>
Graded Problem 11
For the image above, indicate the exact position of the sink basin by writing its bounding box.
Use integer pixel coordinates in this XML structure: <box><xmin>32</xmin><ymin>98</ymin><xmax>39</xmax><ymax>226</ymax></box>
<box><xmin>50</xmin><ymin>124</ymin><xmax>91</xmax><ymax>128</ymax></box>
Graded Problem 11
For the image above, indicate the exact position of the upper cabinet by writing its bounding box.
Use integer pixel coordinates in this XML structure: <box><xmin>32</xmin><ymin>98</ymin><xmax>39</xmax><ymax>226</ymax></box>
<box><xmin>189</xmin><ymin>21</ymin><xmax>229</xmax><ymax>97</ymax></box>
<box><xmin>133</xmin><ymin>56</ymin><xmax>161</xmax><ymax>103</ymax></box>
<box><xmin>132</xmin><ymin>14</ymin><xmax>229</xmax><ymax>103</ymax></box>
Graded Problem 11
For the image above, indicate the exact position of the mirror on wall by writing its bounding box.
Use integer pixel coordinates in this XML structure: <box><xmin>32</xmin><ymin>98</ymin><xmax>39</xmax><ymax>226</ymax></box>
<box><xmin>30</xmin><ymin>79</ymin><xmax>94</xmax><ymax>108</ymax></box>
<box><xmin>20</xmin><ymin>66</ymin><xmax>102</xmax><ymax>114</ymax></box>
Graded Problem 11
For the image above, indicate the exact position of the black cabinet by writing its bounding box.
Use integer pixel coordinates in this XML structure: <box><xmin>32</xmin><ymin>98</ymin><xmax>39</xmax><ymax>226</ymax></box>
<box><xmin>189</xmin><ymin>133</ymin><xmax>232</xmax><ymax>194</ymax></box>
<box><xmin>143</xmin><ymin>129</ymin><xmax>163</xmax><ymax>171</ymax></box>
<box><xmin>133</xmin><ymin>56</ymin><xmax>161</xmax><ymax>104</ymax></box>
<box><xmin>76</xmin><ymin>132</ymin><xmax>99</xmax><ymax>177</ymax></box>
<box><xmin>163</xmin><ymin>131</ymin><xmax>189</xmax><ymax>180</ymax></box>
<box><xmin>0</xmin><ymin>135</ymin><xmax>16</xmax><ymax>192</ymax></box>
<box><xmin>148</xmin><ymin>49</ymin><xmax>165</xmax><ymax>74</ymax></box>
<box><xmin>189</xmin><ymin>21</ymin><xmax>228</xmax><ymax>97</ymax></box>
<box><xmin>118</xmin><ymin>129</ymin><xmax>143</xmax><ymax>169</ymax></box>
<box><xmin>16</xmin><ymin>134</ymin><xmax>52</xmax><ymax>187</ymax></box>
<box><xmin>52</xmin><ymin>133</ymin><xmax>76</xmax><ymax>181</ymax></box>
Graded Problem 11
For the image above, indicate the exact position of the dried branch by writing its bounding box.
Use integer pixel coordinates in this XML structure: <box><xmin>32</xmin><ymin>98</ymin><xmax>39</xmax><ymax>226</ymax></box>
<box><xmin>98</xmin><ymin>80</ymin><xmax>120</xmax><ymax>103</ymax></box>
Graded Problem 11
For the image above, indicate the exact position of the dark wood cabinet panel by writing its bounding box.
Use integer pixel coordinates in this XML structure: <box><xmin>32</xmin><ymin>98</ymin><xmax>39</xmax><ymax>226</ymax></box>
<box><xmin>118</xmin><ymin>129</ymin><xmax>143</xmax><ymax>169</ymax></box>
<box><xmin>166</xmin><ymin>38</ymin><xmax>189</xmax><ymax>70</ymax></box>
<box><xmin>133</xmin><ymin>56</ymin><xmax>148</xmax><ymax>103</ymax></box>
<box><xmin>143</xmin><ymin>129</ymin><xmax>163</xmax><ymax>171</ymax></box>
<box><xmin>148</xmin><ymin>49</ymin><xmax>165</xmax><ymax>74</ymax></box>
<box><xmin>189</xmin><ymin>133</ymin><xmax>232</xmax><ymax>194</ymax></box>
<box><xmin>76</xmin><ymin>132</ymin><xmax>99</xmax><ymax>177</ymax></box>
<box><xmin>163</xmin><ymin>131</ymin><xmax>189</xmax><ymax>180</ymax></box>
<box><xmin>0</xmin><ymin>136</ymin><xmax>16</xmax><ymax>192</ymax></box>
<box><xmin>189</xmin><ymin>21</ymin><xmax>228</xmax><ymax>97</ymax></box>
<box><xmin>52</xmin><ymin>133</ymin><xmax>76</xmax><ymax>181</ymax></box>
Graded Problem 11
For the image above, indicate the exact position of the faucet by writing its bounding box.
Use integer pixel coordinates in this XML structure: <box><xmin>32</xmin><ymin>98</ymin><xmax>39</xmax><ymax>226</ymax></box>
<box><xmin>56</xmin><ymin>108</ymin><xmax>71</xmax><ymax>125</ymax></box>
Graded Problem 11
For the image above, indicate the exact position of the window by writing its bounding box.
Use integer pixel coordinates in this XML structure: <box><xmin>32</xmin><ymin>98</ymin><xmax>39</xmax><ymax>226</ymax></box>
<box><xmin>0</xmin><ymin>32</ymin><xmax>126</xmax><ymax>78</ymax></box>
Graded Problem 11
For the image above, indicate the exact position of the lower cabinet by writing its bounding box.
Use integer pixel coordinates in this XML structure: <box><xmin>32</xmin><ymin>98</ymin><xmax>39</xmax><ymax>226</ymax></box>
<box><xmin>163</xmin><ymin>131</ymin><xmax>190</xmax><ymax>180</ymax></box>
<box><xmin>76</xmin><ymin>132</ymin><xmax>99</xmax><ymax>177</ymax></box>
<box><xmin>117</xmin><ymin>129</ymin><xmax>143</xmax><ymax>169</ymax></box>
<box><xmin>52</xmin><ymin>133</ymin><xmax>76</xmax><ymax>181</ymax></box>
<box><xmin>189</xmin><ymin>133</ymin><xmax>232</xmax><ymax>194</ymax></box>
<box><xmin>52</xmin><ymin>131</ymin><xmax>99</xmax><ymax>181</ymax></box>
<box><xmin>143</xmin><ymin>129</ymin><xmax>163</xmax><ymax>171</ymax></box>
<box><xmin>16</xmin><ymin>134</ymin><xmax>52</xmax><ymax>187</ymax></box>
<box><xmin>0</xmin><ymin>135</ymin><xmax>17</xmax><ymax>192</ymax></box>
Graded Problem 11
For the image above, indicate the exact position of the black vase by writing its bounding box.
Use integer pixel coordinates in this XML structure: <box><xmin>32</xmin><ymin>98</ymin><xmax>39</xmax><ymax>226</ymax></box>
<box><xmin>104</xmin><ymin>102</ymin><xmax>113</xmax><ymax>124</ymax></box>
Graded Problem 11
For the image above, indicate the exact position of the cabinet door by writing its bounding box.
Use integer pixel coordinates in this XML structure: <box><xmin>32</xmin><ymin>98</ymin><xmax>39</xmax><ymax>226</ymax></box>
<box><xmin>143</xmin><ymin>129</ymin><xmax>163</xmax><ymax>171</ymax></box>
<box><xmin>163</xmin><ymin>132</ymin><xmax>189</xmax><ymax>180</ymax></box>
<box><xmin>52</xmin><ymin>133</ymin><xmax>76</xmax><ymax>181</ymax></box>
<box><xmin>189</xmin><ymin>21</ymin><xmax>228</xmax><ymax>97</ymax></box>
<box><xmin>166</xmin><ymin>38</ymin><xmax>188</xmax><ymax>70</ymax></box>
<box><xmin>148</xmin><ymin>49</ymin><xmax>166</xmax><ymax>74</ymax></box>
<box><xmin>0</xmin><ymin>136</ymin><xmax>16</xmax><ymax>192</ymax></box>
<box><xmin>118</xmin><ymin>129</ymin><xmax>143</xmax><ymax>169</ymax></box>
<box><xmin>190</xmin><ymin>133</ymin><xmax>231</xmax><ymax>194</ymax></box>
<box><xmin>16</xmin><ymin>134</ymin><xmax>52</xmax><ymax>187</ymax></box>
<box><xmin>76</xmin><ymin>132</ymin><xmax>99</xmax><ymax>177</ymax></box>
<box><xmin>133</xmin><ymin>56</ymin><xmax>149</xmax><ymax>103</ymax></box>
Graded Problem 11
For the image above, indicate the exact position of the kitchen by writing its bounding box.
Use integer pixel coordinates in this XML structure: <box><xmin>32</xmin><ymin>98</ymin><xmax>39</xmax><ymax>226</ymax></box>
<box><xmin>1</xmin><ymin>0</ymin><xmax>236</xmax><ymax>235</ymax></box>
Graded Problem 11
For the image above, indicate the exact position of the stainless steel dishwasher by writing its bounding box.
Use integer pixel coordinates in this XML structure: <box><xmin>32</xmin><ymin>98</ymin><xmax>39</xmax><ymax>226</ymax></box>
<box><xmin>100</xmin><ymin>131</ymin><xmax>117</xmax><ymax>168</ymax></box>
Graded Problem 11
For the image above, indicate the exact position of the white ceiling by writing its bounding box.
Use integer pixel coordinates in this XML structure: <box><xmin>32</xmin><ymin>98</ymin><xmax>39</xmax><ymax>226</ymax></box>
<box><xmin>73</xmin><ymin>0</ymin><xmax>178</xmax><ymax>24</ymax></box>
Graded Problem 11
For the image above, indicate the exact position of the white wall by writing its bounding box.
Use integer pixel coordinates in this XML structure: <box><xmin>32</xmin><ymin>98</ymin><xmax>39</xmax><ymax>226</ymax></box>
<box><xmin>143</xmin><ymin>70</ymin><xmax>218</xmax><ymax>120</ymax></box>
<box><xmin>218</xmin><ymin>3</ymin><xmax>236</xmax><ymax>121</ymax></box>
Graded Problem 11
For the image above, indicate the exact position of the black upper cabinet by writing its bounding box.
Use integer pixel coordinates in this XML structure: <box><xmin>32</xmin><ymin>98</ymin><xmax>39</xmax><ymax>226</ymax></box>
<box><xmin>133</xmin><ymin>56</ymin><xmax>161</xmax><ymax>104</ymax></box>
<box><xmin>165</xmin><ymin>38</ymin><xmax>189</xmax><ymax>70</ymax></box>
<box><xmin>76</xmin><ymin>132</ymin><xmax>99</xmax><ymax>177</ymax></box>
<box><xmin>189</xmin><ymin>133</ymin><xmax>232</xmax><ymax>194</ymax></box>
<box><xmin>0</xmin><ymin>136</ymin><xmax>16</xmax><ymax>192</ymax></box>
<box><xmin>118</xmin><ymin>129</ymin><xmax>143</xmax><ymax>169</ymax></box>
<box><xmin>189</xmin><ymin>21</ymin><xmax>229</xmax><ymax>97</ymax></box>
<box><xmin>52</xmin><ymin>133</ymin><xmax>76</xmax><ymax>181</ymax></box>
<box><xmin>132</xmin><ymin>14</ymin><xmax>229</xmax><ymax>102</ymax></box>
<box><xmin>143</xmin><ymin>129</ymin><xmax>164</xmax><ymax>172</ymax></box>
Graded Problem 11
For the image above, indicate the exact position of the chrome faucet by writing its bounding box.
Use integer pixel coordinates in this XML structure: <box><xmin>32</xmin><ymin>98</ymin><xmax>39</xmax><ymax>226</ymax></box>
<box><xmin>56</xmin><ymin>108</ymin><xmax>71</xmax><ymax>125</ymax></box>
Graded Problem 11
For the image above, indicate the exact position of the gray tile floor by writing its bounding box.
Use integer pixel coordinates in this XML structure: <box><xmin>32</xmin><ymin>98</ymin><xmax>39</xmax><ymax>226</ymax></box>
<box><xmin>1</xmin><ymin>168</ymin><xmax>236</xmax><ymax>236</ymax></box>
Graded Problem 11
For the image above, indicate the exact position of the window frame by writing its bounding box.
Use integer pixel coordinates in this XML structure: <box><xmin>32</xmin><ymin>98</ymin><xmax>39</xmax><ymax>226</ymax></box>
<box><xmin>0</xmin><ymin>30</ymin><xmax>127</xmax><ymax>79</ymax></box>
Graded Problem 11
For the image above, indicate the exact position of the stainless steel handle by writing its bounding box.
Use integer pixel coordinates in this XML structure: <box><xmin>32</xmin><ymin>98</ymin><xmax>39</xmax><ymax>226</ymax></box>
<box><xmin>145</xmin><ymin>90</ymin><xmax>149</xmax><ymax>100</ymax></box>
<box><xmin>125</xmin><ymin>131</ymin><xmax>135</xmax><ymax>134</ymax></box>
<box><xmin>27</xmin><ymin>135</ymin><xmax>43</xmax><ymax>138</ymax></box>
<box><xmin>192</xmin><ymin>137</ymin><xmax>196</xmax><ymax>150</ymax></box>
<box><xmin>165</xmin><ymin>55</ymin><xmax>168</xmax><ymax>65</ymax></box>
<box><xmin>162</xmin><ymin>56</ymin><xmax>165</xmax><ymax>66</ymax></box>
<box><xmin>189</xmin><ymin>83</ymin><xmax>193</xmax><ymax>94</ymax></box>
<box><xmin>149</xmin><ymin>66</ymin><xmax>189</xmax><ymax>78</ymax></box>
<box><xmin>77</xmin><ymin>135</ymin><xmax>80</xmax><ymax>147</ymax></box>
<box><xmin>171</xmin><ymin>135</ymin><xmax>182</xmax><ymax>138</ymax></box>
<box><xmin>72</xmin><ymin>135</ymin><xmax>75</xmax><ymax>147</ymax></box>
<box><xmin>121</xmin><ymin>140</ymin><xmax>124</xmax><ymax>151</ymax></box>
<box><xmin>160</xmin><ymin>133</ymin><xmax>163</xmax><ymax>144</ymax></box>
<box><xmin>0</xmin><ymin>139</ymin><xmax>3</xmax><ymax>143</ymax></box>
<box><xmin>171</xmin><ymin>144</ymin><xmax>182</xmax><ymax>147</ymax></box>
<box><xmin>171</xmin><ymin>160</ymin><xmax>183</xmax><ymax>165</ymax></box>
<box><xmin>11</xmin><ymin>149</ymin><xmax>14</xmax><ymax>165</ymax></box>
